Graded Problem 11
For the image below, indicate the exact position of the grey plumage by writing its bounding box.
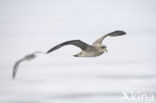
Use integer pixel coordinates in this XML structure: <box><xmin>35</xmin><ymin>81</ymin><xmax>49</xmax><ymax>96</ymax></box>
<box><xmin>47</xmin><ymin>30</ymin><xmax>126</xmax><ymax>57</ymax></box>
<box><xmin>12</xmin><ymin>30</ymin><xmax>126</xmax><ymax>79</ymax></box>
<box><xmin>12</xmin><ymin>51</ymin><xmax>45</xmax><ymax>79</ymax></box>
<box><xmin>47</xmin><ymin>40</ymin><xmax>94</xmax><ymax>53</ymax></box>
<box><xmin>92</xmin><ymin>30</ymin><xmax>126</xmax><ymax>45</ymax></box>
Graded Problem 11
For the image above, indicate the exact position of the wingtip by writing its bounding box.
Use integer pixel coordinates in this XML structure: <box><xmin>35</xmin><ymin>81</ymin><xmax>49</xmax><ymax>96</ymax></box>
<box><xmin>46</xmin><ymin>50</ymin><xmax>50</xmax><ymax>54</ymax></box>
<box><xmin>73</xmin><ymin>54</ymin><xmax>79</xmax><ymax>57</ymax></box>
<box><xmin>12</xmin><ymin>67</ymin><xmax>16</xmax><ymax>79</ymax></box>
<box><xmin>47</xmin><ymin>48</ymin><xmax>55</xmax><ymax>54</ymax></box>
<box><xmin>116</xmin><ymin>30</ymin><xmax>126</xmax><ymax>35</ymax></box>
<box><xmin>121</xmin><ymin>31</ymin><xmax>126</xmax><ymax>35</ymax></box>
<box><xmin>12</xmin><ymin>76</ymin><xmax>15</xmax><ymax>79</ymax></box>
<box><xmin>12</xmin><ymin>73</ymin><xmax>16</xmax><ymax>79</ymax></box>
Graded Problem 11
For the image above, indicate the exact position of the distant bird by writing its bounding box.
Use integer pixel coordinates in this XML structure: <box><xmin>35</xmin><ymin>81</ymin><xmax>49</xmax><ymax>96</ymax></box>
<box><xmin>12</xmin><ymin>51</ymin><xmax>45</xmax><ymax>79</ymax></box>
<box><xmin>47</xmin><ymin>30</ymin><xmax>126</xmax><ymax>57</ymax></box>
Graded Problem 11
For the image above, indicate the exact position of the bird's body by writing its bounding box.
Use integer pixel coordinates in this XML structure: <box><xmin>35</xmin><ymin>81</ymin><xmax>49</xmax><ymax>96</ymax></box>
<box><xmin>73</xmin><ymin>47</ymin><xmax>104</xmax><ymax>57</ymax></box>
<box><xmin>47</xmin><ymin>30</ymin><xmax>126</xmax><ymax>57</ymax></box>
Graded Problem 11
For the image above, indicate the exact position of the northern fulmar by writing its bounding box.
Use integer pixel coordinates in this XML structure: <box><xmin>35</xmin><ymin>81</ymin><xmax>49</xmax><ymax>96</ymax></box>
<box><xmin>47</xmin><ymin>30</ymin><xmax>126</xmax><ymax>57</ymax></box>
<box><xmin>13</xmin><ymin>30</ymin><xmax>126</xmax><ymax>79</ymax></box>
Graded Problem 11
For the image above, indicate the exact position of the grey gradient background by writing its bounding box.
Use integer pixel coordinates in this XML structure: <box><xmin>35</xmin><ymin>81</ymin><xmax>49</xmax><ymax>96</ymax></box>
<box><xmin>0</xmin><ymin>0</ymin><xmax>156</xmax><ymax>103</ymax></box>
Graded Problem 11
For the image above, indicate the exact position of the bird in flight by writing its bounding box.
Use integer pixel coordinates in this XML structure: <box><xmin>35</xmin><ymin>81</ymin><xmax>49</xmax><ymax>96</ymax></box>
<box><xmin>12</xmin><ymin>30</ymin><xmax>126</xmax><ymax>79</ymax></box>
<box><xmin>47</xmin><ymin>30</ymin><xmax>126</xmax><ymax>57</ymax></box>
<box><xmin>12</xmin><ymin>51</ymin><xmax>45</xmax><ymax>79</ymax></box>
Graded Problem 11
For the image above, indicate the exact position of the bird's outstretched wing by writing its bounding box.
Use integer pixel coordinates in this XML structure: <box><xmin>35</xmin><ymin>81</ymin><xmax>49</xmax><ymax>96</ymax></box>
<box><xmin>12</xmin><ymin>58</ymin><xmax>25</xmax><ymax>79</ymax></box>
<box><xmin>12</xmin><ymin>51</ymin><xmax>45</xmax><ymax>79</ymax></box>
<box><xmin>92</xmin><ymin>30</ymin><xmax>126</xmax><ymax>45</ymax></box>
<box><xmin>47</xmin><ymin>40</ymin><xmax>93</xmax><ymax>53</ymax></box>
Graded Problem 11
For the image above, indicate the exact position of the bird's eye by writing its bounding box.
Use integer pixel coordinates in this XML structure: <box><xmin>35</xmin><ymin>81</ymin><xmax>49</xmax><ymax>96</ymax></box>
<box><xmin>101</xmin><ymin>46</ymin><xmax>105</xmax><ymax>49</ymax></box>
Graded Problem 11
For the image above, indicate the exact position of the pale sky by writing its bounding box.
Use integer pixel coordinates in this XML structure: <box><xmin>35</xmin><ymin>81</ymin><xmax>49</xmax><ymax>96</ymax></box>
<box><xmin>0</xmin><ymin>0</ymin><xmax>156</xmax><ymax>37</ymax></box>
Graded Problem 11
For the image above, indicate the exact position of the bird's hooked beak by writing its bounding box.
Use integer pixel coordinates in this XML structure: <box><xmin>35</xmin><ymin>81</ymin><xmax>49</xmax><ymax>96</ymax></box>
<box><xmin>104</xmin><ymin>48</ymin><xmax>108</xmax><ymax>53</ymax></box>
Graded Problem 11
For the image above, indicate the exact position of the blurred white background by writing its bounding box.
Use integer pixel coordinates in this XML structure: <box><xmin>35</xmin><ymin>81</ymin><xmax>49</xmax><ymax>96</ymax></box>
<box><xmin>0</xmin><ymin>0</ymin><xmax>156</xmax><ymax>103</ymax></box>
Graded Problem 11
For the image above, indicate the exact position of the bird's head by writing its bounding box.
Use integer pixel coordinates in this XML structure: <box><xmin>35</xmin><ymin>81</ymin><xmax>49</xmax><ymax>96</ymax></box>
<box><xmin>100</xmin><ymin>45</ymin><xmax>108</xmax><ymax>53</ymax></box>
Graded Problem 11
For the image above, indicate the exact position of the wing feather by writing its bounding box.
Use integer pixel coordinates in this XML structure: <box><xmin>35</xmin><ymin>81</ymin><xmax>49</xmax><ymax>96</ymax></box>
<box><xmin>12</xmin><ymin>58</ymin><xmax>25</xmax><ymax>79</ymax></box>
<box><xmin>92</xmin><ymin>30</ymin><xmax>126</xmax><ymax>45</ymax></box>
<box><xmin>12</xmin><ymin>51</ymin><xmax>44</xmax><ymax>79</ymax></box>
<box><xmin>47</xmin><ymin>40</ymin><xmax>92</xmax><ymax>53</ymax></box>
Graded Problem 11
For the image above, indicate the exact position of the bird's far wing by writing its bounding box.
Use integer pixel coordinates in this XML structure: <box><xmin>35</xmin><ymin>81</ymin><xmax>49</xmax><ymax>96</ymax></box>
<box><xmin>92</xmin><ymin>30</ymin><xmax>126</xmax><ymax>45</ymax></box>
<box><xmin>47</xmin><ymin>40</ymin><xmax>92</xmax><ymax>53</ymax></box>
<box><xmin>12</xmin><ymin>58</ymin><xmax>25</xmax><ymax>79</ymax></box>
<box><xmin>12</xmin><ymin>51</ymin><xmax>45</xmax><ymax>79</ymax></box>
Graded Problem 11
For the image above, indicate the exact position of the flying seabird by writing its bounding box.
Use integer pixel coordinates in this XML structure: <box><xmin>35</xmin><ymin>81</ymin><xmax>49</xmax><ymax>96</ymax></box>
<box><xmin>12</xmin><ymin>51</ymin><xmax>45</xmax><ymax>79</ymax></box>
<box><xmin>47</xmin><ymin>30</ymin><xmax>126</xmax><ymax>57</ymax></box>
